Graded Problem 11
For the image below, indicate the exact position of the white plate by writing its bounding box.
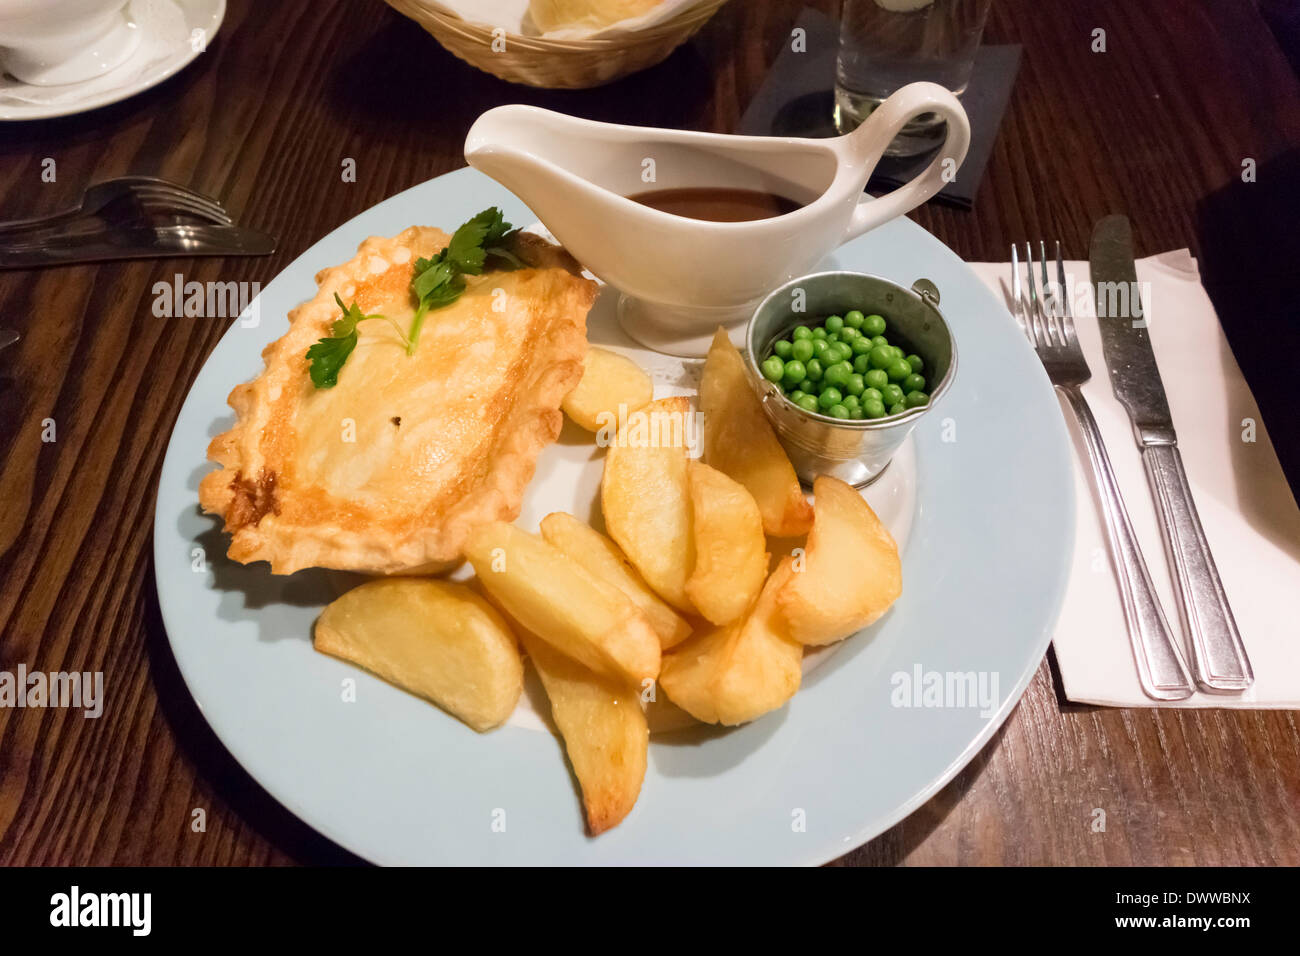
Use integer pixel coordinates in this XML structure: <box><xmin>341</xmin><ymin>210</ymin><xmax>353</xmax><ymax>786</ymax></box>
<box><xmin>0</xmin><ymin>0</ymin><xmax>225</xmax><ymax>122</ymax></box>
<box><xmin>153</xmin><ymin>167</ymin><xmax>1075</xmax><ymax>865</ymax></box>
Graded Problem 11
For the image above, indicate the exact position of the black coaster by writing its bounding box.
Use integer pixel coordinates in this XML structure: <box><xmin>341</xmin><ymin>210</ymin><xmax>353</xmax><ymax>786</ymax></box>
<box><xmin>736</xmin><ymin>7</ymin><xmax>1020</xmax><ymax>209</ymax></box>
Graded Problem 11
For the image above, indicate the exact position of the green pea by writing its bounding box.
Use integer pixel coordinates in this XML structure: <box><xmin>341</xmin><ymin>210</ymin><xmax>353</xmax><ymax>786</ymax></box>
<box><xmin>864</xmin><ymin>314</ymin><xmax>887</xmax><ymax>336</ymax></box>
<box><xmin>773</xmin><ymin>339</ymin><xmax>793</xmax><ymax>359</ymax></box>
<box><xmin>811</xmin><ymin>327</ymin><xmax>828</xmax><ymax>339</ymax></box>
<box><xmin>869</xmin><ymin>345</ymin><xmax>894</xmax><ymax>370</ymax></box>
<box><xmin>792</xmin><ymin>326</ymin><xmax>812</xmax><ymax>340</ymax></box>
<box><xmin>842</xmin><ymin>393</ymin><xmax>861</xmax><ymax>412</ymax></box>
<box><xmin>811</xmin><ymin>338</ymin><xmax>831</xmax><ymax>360</ymax></box>
<box><xmin>805</xmin><ymin>358</ymin><xmax>824</xmax><ymax>381</ymax></box>
<box><xmin>862</xmin><ymin>387</ymin><xmax>883</xmax><ymax>404</ymax></box>
<box><xmin>828</xmin><ymin>404</ymin><xmax>849</xmax><ymax>419</ymax></box>
<box><xmin>825</xmin><ymin>314</ymin><xmax>844</xmax><ymax>333</ymax></box>
<box><xmin>850</xmin><ymin>335</ymin><xmax>873</xmax><ymax>356</ymax></box>
<box><xmin>782</xmin><ymin>359</ymin><xmax>806</xmax><ymax>383</ymax></box>
<box><xmin>844</xmin><ymin>309</ymin><xmax>865</xmax><ymax>329</ymax></box>
<box><xmin>845</xmin><ymin>373</ymin><xmax>865</xmax><ymax>397</ymax></box>
<box><xmin>761</xmin><ymin>356</ymin><xmax>785</xmax><ymax>382</ymax></box>
<box><xmin>853</xmin><ymin>354</ymin><xmax>871</xmax><ymax>374</ymax></box>
<box><xmin>881</xmin><ymin>383</ymin><xmax>904</xmax><ymax>407</ymax></box>
<box><xmin>832</xmin><ymin>343</ymin><xmax>854</xmax><ymax>364</ymax></box>
<box><xmin>790</xmin><ymin>337</ymin><xmax>814</xmax><ymax>363</ymax></box>
<box><xmin>824</xmin><ymin>361</ymin><xmax>852</xmax><ymax>387</ymax></box>
<box><xmin>839</xmin><ymin>326</ymin><xmax>860</xmax><ymax>341</ymax></box>
<box><xmin>890</xmin><ymin>345</ymin><xmax>906</xmax><ymax>361</ymax></box>
<box><xmin>864</xmin><ymin>368</ymin><xmax>889</xmax><ymax>390</ymax></box>
<box><xmin>904</xmin><ymin>390</ymin><xmax>930</xmax><ymax>408</ymax></box>
<box><xmin>888</xmin><ymin>402</ymin><xmax>906</xmax><ymax>416</ymax></box>
<box><xmin>788</xmin><ymin>390</ymin><xmax>806</xmax><ymax>403</ymax></box>
<box><xmin>903</xmin><ymin>372</ymin><xmax>926</xmax><ymax>393</ymax></box>
<box><xmin>818</xmin><ymin>387</ymin><xmax>843</xmax><ymax>410</ymax></box>
<box><xmin>906</xmin><ymin>353</ymin><xmax>924</xmax><ymax>372</ymax></box>
<box><xmin>796</xmin><ymin>393</ymin><xmax>819</xmax><ymax>412</ymax></box>
<box><xmin>798</xmin><ymin>379</ymin><xmax>815</xmax><ymax>394</ymax></box>
<box><xmin>887</xmin><ymin>358</ymin><xmax>912</xmax><ymax>382</ymax></box>
<box><xmin>871</xmin><ymin>335</ymin><xmax>889</xmax><ymax>348</ymax></box>
<box><xmin>863</xmin><ymin>398</ymin><xmax>887</xmax><ymax>419</ymax></box>
<box><xmin>825</xmin><ymin>331</ymin><xmax>840</xmax><ymax>344</ymax></box>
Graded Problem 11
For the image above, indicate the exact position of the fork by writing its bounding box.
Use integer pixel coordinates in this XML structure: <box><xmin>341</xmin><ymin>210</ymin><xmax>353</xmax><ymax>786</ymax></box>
<box><xmin>0</xmin><ymin>176</ymin><xmax>232</xmax><ymax>237</ymax></box>
<box><xmin>1013</xmin><ymin>241</ymin><xmax>1194</xmax><ymax>701</ymax></box>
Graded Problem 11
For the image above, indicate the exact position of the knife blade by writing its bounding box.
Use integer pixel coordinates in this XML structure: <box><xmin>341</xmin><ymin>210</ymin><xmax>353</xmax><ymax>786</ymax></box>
<box><xmin>0</xmin><ymin>224</ymin><xmax>277</xmax><ymax>270</ymax></box>
<box><xmin>1089</xmin><ymin>215</ymin><xmax>1253</xmax><ymax>691</ymax></box>
<box><xmin>1090</xmin><ymin>215</ymin><xmax>1174</xmax><ymax>444</ymax></box>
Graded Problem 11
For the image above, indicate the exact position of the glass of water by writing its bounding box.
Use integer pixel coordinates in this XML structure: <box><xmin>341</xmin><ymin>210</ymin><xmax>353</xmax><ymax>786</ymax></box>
<box><xmin>835</xmin><ymin>0</ymin><xmax>992</xmax><ymax>156</ymax></box>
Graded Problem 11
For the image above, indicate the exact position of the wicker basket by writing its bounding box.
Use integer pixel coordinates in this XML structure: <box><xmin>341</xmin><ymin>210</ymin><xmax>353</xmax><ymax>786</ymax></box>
<box><xmin>383</xmin><ymin>0</ymin><xmax>729</xmax><ymax>89</ymax></box>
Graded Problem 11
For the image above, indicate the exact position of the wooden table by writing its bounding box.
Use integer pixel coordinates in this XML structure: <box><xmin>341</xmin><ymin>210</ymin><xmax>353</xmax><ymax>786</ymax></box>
<box><xmin>1</xmin><ymin>0</ymin><xmax>1297</xmax><ymax>866</ymax></box>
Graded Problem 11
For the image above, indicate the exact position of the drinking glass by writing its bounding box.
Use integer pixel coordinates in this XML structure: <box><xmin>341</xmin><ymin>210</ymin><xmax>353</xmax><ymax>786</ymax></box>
<box><xmin>835</xmin><ymin>0</ymin><xmax>992</xmax><ymax>156</ymax></box>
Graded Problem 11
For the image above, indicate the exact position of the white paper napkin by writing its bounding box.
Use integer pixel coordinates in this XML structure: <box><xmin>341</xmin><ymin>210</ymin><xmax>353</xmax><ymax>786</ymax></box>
<box><xmin>969</xmin><ymin>251</ymin><xmax>1300</xmax><ymax>708</ymax></box>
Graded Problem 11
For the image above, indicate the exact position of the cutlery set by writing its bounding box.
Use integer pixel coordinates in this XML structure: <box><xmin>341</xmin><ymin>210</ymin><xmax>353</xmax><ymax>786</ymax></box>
<box><xmin>0</xmin><ymin>175</ymin><xmax>276</xmax><ymax>356</ymax></box>
<box><xmin>0</xmin><ymin>176</ymin><xmax>275</xmax><ymax>270</ymax></box>
<box><xmin>1012</xmin><ymin>217</ymin><xmax>1253</xmax><ymax>700</ymax></box>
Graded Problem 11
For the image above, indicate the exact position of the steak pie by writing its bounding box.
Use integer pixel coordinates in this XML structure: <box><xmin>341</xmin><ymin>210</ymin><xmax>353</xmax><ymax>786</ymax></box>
<box><xmin>199</xmin><ymin>226</ymin><xmax>596</xmax><ymax>574</ymax></box>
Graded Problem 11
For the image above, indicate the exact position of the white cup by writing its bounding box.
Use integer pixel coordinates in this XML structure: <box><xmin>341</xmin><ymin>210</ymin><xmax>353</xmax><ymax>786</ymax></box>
<box><xmin>0</xmin><ymin>0</ymin><xmax>140</xmax><ymax>86</ymax></box>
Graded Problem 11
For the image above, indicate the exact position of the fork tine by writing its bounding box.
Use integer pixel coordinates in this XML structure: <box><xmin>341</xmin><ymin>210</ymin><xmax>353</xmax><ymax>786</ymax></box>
<box><xmin>129</xmin><ymin>188</ymin><xmax>233</xmax><ymax>224</ymax></box>
<box><xmin>1055</xmin><ymin>241</ymin><xmax>1077</xmax><ymax>341</ymax></box>
<box><xmin>1023</xmin><ymin>242</ymin><xmax>1047</xmax><ymax>347</ymax></box>
<box><xmin>1010</xmin><ymin>244</ymin><xmax>1032</xmax><ymax>343</ymax></box>
<box><xmin>1036</xmin><ymin>240</ymin><xmax>1062</xmax><ymax>346</ymax></box>
<box><xmin>118</xmin><ymin>176</ymin><xmax>226</xmax><ymax>209</ymax></box>
<box><xmin>126</xmin><ymin>182</ymin><xmax>231</xmax><ymax>223</ymax></box>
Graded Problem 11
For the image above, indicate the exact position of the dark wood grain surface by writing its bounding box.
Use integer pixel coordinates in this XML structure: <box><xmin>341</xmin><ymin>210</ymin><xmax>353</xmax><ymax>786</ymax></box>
<box><xmin>1</xmin><ymin>0</ymin><xmax>1297</xmax><ymax>866</ymax></box>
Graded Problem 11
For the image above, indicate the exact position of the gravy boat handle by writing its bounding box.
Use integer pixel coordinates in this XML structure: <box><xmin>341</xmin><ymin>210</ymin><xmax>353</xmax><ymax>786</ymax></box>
<box><xmin>834</xmin><ymin>82</ymin><xmax>972</xmax><ymax>240</ymax></box>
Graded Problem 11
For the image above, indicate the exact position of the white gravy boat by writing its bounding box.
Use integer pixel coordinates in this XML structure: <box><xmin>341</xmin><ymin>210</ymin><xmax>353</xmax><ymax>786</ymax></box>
<box><xmin>465</xmin><ymin>82</ymin><xmax>970</xmax><ymax>357</ymax></box>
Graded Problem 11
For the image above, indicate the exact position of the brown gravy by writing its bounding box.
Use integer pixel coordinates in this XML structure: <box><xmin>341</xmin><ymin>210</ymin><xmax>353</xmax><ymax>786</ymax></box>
<box><xmin>628</xmin><ymin>187</ymin><xmax>802</xmax><ymax>222</ymax></box>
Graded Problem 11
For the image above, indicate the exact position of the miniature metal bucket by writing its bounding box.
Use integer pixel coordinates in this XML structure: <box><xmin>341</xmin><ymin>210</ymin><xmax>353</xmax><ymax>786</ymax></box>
<box><xmin>745</xmin><ymin>271</ymin><xmax>957</xmax><ymax>487</ymax></box>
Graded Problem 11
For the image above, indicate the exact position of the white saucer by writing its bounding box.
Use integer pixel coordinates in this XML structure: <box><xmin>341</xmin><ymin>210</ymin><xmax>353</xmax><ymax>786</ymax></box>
<box><xmin>0</xmin><ymin>0</ymin><xmax>225</xmax><ymax>121</ymax></box>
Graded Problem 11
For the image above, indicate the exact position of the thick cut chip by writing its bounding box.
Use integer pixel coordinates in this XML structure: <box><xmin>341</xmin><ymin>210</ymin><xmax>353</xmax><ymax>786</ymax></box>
<box><xmin>540</xmin><ymin>512</ymin><xmax>692</xmax><ymax>649</ymax></box>
<box><xmin>600</xmin><ymin>396</ymin><xmax>696</xmax><ymax>611</ymax></box>
<box><xmin>777</xmin><ymin>475</ymin><xmax>902</xmax><ymax>645</ymax></box>
<box><xmin>199</xmin><ymin>228</ymin><xmax>596</xmax><ymax>574</ymax></box>
<box><xmin>521</xmin><ymin>632</ymin><xmax>648</xmax><ymax>835</ymax></box>
<box><xmin>464</xmin><ymin>521</ymin><xmax>660</xmax><ymax>685</ymax></box>
<box><xmin>561</xmin><ymin>346</ymin><xmax>654</xmax><ymax>432</ymax></box>
<box><xmin>660</xmin><ymin>557</ymin><xmax>803</xmax><ymax>726</ymax></box>
<box><xmin>313</xmin><ymin>577</ymin><xmax>523</xmax><ymax>731</ymax></box>
<box><xmin>657</xmin><ymin>621</ymin><xmax>734</xmax><ymax>725</ymax></box>
<box><xmin>699</xmin><ymin>328</ymin><xmax>813</xmax><ymax>537</ymax></box>
<box><xmin>684</xmin><ymin>461</ymin><xmax>767</xmax><ymax>626</ymax></box>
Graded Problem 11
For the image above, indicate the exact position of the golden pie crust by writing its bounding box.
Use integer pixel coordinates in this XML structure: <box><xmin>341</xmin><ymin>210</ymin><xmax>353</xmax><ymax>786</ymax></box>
<box><xmin>199</xmin><ymin>227</ymin><xmax>596</xmax><ymax>574</ymax></box>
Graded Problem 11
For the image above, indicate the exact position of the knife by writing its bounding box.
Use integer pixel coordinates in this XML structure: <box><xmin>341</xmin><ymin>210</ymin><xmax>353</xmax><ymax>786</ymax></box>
<box><xmin>1089</xmin><ymin>215</ymin><xmax>1253</xmax><ymax>692</ymax></box>
<box><xmin>0</xmin><ymin>224</ymin><xmax>277</xmax><ymax>270</ymax></box>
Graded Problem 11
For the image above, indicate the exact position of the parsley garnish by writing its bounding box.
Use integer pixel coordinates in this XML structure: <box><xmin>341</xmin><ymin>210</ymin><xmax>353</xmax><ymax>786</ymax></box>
<box><xmin>307</xmin><ymin>207</ymin><xmax>521</xmax><ymax>387</ymax></box>
<box><xmin>306</xmin><ymin>294</ymin><xmax>411</xmax><ymax>388</ymax></box>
